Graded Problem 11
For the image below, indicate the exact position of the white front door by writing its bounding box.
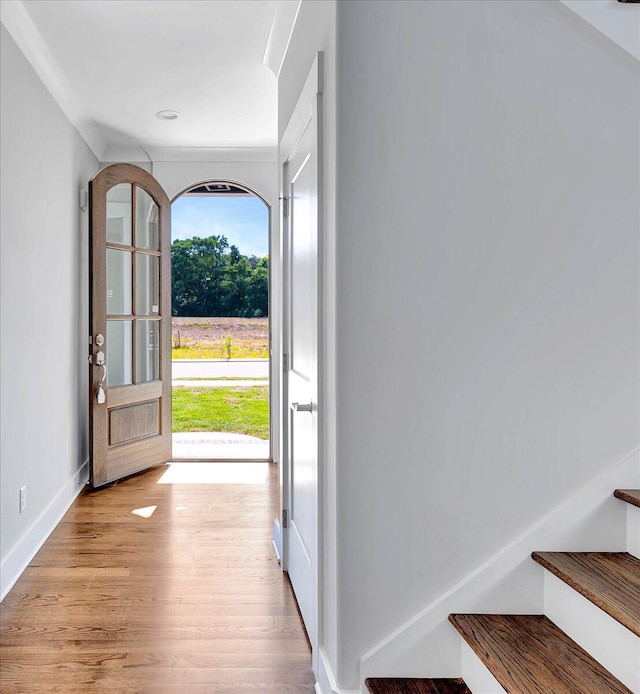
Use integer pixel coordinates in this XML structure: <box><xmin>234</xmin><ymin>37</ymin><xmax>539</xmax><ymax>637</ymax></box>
<box><xmin>282</xmin><ymin>56</ymin><xmax>322</xmax><ymax>658</ymax></box>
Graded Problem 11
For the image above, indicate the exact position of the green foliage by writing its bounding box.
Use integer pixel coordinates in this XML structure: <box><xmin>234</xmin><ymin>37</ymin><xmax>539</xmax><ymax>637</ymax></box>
<box><xmin>172</xmin><ymin>386</ymin><xmax>269</xmax><ymax>439</ymax></box>
<box><xmin>246</xmin><ymin>257</ymin><xmax>269</xmax><ymax>317</ymax></box>
<box><xmin>223</xmin><ymin>334</ymin><xmax>233</xmax><ymax>360</ymax></box>
<box><xmin>172</xmin><ymin>235</ymin><xmax>269</xmax><ymax>317</ymax></box>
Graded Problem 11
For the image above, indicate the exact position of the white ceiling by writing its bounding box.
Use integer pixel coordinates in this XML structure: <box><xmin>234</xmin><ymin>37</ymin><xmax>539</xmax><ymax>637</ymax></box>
<box><xmin>5</xmin><ymin>0</ymin><xmax>284</xmax><ymax>156</ymax></box>
<box><xmin>8</xmin><ymin>0</ymin><xmax>636</xmax><ymax>162</ymax></box>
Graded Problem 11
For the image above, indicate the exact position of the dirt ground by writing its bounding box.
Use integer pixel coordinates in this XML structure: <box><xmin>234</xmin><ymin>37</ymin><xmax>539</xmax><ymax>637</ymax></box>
<box><xmin>172</xmin><ymin>317</ymin><xmax>268</xmax><ymax>341</ymax></box>
<box><xmin>171</xmin><ymin>317</ymin><xmax>269</xmax><ymax>359</ymax></box>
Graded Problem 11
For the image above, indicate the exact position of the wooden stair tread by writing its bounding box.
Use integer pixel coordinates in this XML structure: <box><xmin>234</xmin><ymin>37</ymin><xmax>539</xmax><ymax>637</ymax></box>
<box><xmin>614</xmin><ymin>489</ymin><xmax>640</xmax><ymax>508</ymax></box>
<box><xmin>365</xmin><ymin>679</ymin><xmax>472</xmax><ymax>694</ymax></box>
<box><xmin>532</xmin><ymin>551</ymin><xmax>640</xmax><ymax>636</ymax></box>
<box><xmin>448</xmin><ymin>614</ymin><xmax>632</xmax><ymax>693</ymax></box>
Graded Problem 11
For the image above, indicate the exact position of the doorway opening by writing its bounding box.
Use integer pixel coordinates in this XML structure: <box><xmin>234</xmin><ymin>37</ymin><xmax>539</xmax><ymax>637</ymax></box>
<box><xmin>170</xmin><ymin>181</ymin><xmax>270</xmax><ymax>461</ymax></box>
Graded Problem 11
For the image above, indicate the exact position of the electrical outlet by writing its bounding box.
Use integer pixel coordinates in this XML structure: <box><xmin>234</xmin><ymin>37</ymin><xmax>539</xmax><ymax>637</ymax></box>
<box><xmin>19</xmin><ymin>486</ymin><xmax>26</xmax><ymax>513</ymax></box>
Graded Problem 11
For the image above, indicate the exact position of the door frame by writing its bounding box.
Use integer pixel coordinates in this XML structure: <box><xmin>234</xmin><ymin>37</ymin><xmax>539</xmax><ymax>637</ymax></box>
<box><xmin>279</xmin><ymin>52</ymin><xmax>324</xmax><ymax>673</ymax></box>
<box><xmin>169</xmin><ymin>179</ymin><xmax>275</xmax><ymax>463</ymax></box>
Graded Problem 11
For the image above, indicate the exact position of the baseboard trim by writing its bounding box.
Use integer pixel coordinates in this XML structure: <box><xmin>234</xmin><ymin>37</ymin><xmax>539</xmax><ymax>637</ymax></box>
<box><xmin>0</xmin><ymin>460</ymin><xmax>89</xmax><ymax>602</ymax></box>
<box><xmin>359</xmin><ymin>446</ymin><xmax>639</xmax><ymax>681</ymax></box>
<box><xmin>272</xmin><ymin>517</ymin><xmax>283</xmax><ymax>563</ymax></box>
<box><xmin>316</xmin><ymin>647</ymin><xmax>337</xmax><ymax>694</ymax></box>
<box><xmin>315</xmin><ymin>646</ymin><xmax>361</xmax><ymax>694</ymax></box>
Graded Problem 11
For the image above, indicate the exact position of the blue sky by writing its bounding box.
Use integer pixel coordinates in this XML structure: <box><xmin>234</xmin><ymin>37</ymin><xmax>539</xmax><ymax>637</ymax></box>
<box><xmin>171</xmin><ymin>196</ymin><xmax>269</xmax><ymax>258</ymax></box>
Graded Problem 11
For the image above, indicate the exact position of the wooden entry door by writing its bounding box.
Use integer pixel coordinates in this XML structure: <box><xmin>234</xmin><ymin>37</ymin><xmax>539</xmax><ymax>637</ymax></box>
<box><xmin>282</xmin><ymin>54</ymin><xmax>322</xmax><ymax>661</ymax></box>
<box><xmin>89</xmin><ymin>164</ymin><xmax>172</xmax><ymax>488</ymax></box>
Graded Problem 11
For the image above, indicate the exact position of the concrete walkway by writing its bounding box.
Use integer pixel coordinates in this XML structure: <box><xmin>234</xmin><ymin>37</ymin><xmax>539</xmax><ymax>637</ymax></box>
<box><xmin>172</xmin><ymin>432</ymin><xmax>270</xmax><ymax>460</ymax></box>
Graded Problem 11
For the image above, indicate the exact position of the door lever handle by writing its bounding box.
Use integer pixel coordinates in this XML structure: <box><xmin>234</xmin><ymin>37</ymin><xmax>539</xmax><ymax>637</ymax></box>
<box><xmin>291</xmin><ymin>401</ymin><xmax>312</xmax><ymax>412</ymax></box>
<box><xmin>95</xmin><ymin>350</ymin><xmax>107</xmax><ymax>404</ymax></box>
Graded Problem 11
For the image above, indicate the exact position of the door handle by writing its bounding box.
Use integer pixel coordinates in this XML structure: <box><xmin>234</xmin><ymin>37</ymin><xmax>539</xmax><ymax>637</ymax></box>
<box><xmin>291</xmin><ymin>401</ymin><xmax>312</xmax><ymax>412</ymax></box>
<box><xmin>95</xmin><ymin>350</ymin><xmax>107</xmax><ymax>404</ymax></box>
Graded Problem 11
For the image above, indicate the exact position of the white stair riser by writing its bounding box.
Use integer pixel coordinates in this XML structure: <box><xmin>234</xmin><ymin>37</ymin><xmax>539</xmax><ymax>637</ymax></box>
<box><xmin>543</xmin><ymin>571</ymin><xmax>640</xmax><ymax>692</ymax></box>
<box><xmin>627</xmin><ymin>504</ymin><xmax>640</xmax><ymax>557</ymax></box>
<box><xmin>460</xmin><ymin>639</ymin><xmax>506</xmax><ymax>694</ymax></box>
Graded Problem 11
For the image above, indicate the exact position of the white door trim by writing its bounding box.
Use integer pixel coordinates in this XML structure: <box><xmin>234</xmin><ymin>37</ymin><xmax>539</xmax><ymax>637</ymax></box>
<box><xmin>280</xmin><ymin>54</ymin><xmax>323</xmax><ymax>164</ymax></box>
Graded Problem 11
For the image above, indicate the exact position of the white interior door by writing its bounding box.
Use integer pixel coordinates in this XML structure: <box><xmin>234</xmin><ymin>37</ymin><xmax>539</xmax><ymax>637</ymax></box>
<box><xmin>282</xmin><ymin>56</ymin><xmax>322</xmax><ymax>658</ymax></box>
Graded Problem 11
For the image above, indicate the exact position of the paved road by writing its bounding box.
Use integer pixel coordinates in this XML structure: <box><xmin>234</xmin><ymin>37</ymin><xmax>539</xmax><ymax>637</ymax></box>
<box><xmin>172</xmin><ymin>359</ymin><xmax>269</xmax><ymax>380</ymax></box>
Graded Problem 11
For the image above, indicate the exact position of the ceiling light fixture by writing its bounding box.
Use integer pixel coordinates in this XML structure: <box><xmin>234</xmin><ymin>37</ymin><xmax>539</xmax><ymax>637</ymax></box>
<box><xmin>156</xmin><ymin>110</ymin><xmax>181</xmax><ymax>121</ymax></box>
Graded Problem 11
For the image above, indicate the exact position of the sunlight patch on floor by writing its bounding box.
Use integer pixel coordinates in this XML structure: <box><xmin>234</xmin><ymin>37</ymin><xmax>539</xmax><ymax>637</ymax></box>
<box><xmin>131</xmin><ymin>505</ymin><xmax>157</xmax><ymax>518</ymax></box>
<box><xmin>157</xmin><ymin>462</ymin><xmax>269</xmax><ymax>485</ymax></box>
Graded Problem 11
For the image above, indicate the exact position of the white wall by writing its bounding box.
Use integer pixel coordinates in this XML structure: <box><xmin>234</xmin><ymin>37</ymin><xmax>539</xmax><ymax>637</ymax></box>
<box><xmin>278</xmin><ymin>1</ymin><xmax>338</xmax><ymax>688</ymax></box>
<box><xmin>560</xmin><ymin>0</ymin><xmax>640</xmax><ymax>61</ymax></box>
<box><xmin>1</xmin><ymin>24</ymin><xmax>99</xmax><ymax>598</ymax></box>
<box><xmin>334</xmin><ymin>0</ymin><xmax>639</xmax><ymax>688</ymax></box>
<box><xmin>148</xmin><ymin>157</ymin><xmax>277</xmax><ymax>203</ymax></box>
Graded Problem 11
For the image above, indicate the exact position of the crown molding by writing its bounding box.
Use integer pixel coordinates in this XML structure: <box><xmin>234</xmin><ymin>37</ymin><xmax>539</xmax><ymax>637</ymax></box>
<box><xmin>101</xmin><ymin>145</ymin><xmax>278</xmax><ymax>164</ymax></box>
<box><xmin>100</xmin><ymin>146</ymin><xmax>153</xmax><ymax>164</ymax></box>
<box><xmin>142</xmin><ymin>146</ymin><xmax>278</xmax><ymax>163</ymax></box>
<box><xmin>0</xmin><ymin>0</ymin><xmax>106</xmax><ymax>159</ymax></box>
<box><xmin>263</xmin><ymin>0</ymin><xmax>302</xmax><ymax>78</ymax></box>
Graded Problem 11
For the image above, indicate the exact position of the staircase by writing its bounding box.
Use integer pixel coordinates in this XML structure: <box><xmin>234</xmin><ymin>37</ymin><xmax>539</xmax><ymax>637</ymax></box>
<box><xmin>365</xmin><ymin>489</ymin><xmax>640</xmax><ymax>694</ymax></box>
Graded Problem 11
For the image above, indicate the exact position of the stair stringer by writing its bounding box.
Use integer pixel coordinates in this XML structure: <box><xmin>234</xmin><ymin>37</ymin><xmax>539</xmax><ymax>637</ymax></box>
<box><xmin>358</xmin><ymin>447</ymin><xmax>639</xmax><ymax>691</ymax></box>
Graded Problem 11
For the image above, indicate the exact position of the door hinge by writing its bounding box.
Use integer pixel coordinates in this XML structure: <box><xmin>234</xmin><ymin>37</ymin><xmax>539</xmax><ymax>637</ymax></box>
<box><xmin>282</xmin><ymin>196</ymin><xmax>289</xmax><ymax>218</ymax></box>
<box><xmin>282</xmin><ymin>509</ymin><xmax>288</xmax><ymax>528</ymax></box>
<box><xmin>283</xmin><ymin>353</ymin><xmax>288</xmax><ymax>371</ymax></box>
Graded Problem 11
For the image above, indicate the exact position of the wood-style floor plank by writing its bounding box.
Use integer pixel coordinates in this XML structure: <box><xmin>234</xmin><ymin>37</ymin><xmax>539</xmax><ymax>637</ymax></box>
<box><xmin>449</xmin><ymin>614</ymin><xmax>632</xmax><ymax>693</ymax></box>
<box><xmin>532</xmin><ymin>552</ymin><xmax>640</xmax><ymax>636</ymax></box>
<box><xmin>365</xmin><ymin>677</ymin><xmax>472</xmax><ymax>693</ymax></box>
<box><xmin>0</xmin><ymin>463</ymin><xmax>313</xmax><ymax>693</ymax></box>
<box><xmin>614</xmin><ymin>489</ymin><xmax>640</xmax><ymax>508</ymax></box>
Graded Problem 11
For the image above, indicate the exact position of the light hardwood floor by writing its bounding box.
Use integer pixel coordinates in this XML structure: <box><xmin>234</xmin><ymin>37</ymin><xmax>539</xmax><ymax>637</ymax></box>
<box><xmin>0</xmin><ymin>462</ymin><xmax>314</xmax><ymax>693</ymax></box>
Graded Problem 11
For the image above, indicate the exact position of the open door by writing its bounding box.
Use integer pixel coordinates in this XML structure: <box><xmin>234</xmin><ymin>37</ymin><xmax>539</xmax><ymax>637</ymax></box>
<box><xmin>89</xmin><ymin>164</ymin><xmax>172</xmax><ymax>488</ymax></box>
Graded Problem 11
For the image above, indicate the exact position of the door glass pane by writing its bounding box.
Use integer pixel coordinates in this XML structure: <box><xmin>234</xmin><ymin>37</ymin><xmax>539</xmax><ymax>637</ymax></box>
<box><xmin>135</xmin><ymin>253</ymin><xmax>159</xmax><ymax>316</ymax></box>
<box><xmin>136</xmin><ymin>187</ymin><xmax>159</xmax><ymax>250</ymax></box>
<box><xmin>107</xmin><ymin>320</ymin><xmax>133</xmax><ymax>387</ymax></box>
<box><xmin>106</xmin><ymin>249</ymin><xmax>132</xmax><ymax>315</ymax></box>
<box><xmin>106</xmin><ymin>184</ymin><xmax>132</xmax><ymax>245</ymax></box>
<box><xmin>136</xmin><ymin>320</ymin><xmax>160</xmax><ymax>383</ymax></box>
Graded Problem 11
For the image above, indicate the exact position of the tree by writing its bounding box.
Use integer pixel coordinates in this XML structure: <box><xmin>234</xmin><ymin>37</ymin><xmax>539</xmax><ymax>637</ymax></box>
<box><xmin>220</xmin><ymin>245</ymin><xmax>250</xmax><ymax>315</ymax></box>
<box><xmin>172</xmin><ymin>236</ymin><xmax>268</xmax><ymax>317</ymax></box>
<box><xmin>247</xmin><ymin>257</ymin><xmax>269</xmax><ymax>317</ymax></box>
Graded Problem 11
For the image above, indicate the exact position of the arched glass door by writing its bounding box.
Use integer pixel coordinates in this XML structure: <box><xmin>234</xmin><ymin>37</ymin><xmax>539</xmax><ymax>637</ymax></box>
<box><xmin>89</xmin><ymin>164</ymin><xmax>172</xmax><ymax>487</ymax></box>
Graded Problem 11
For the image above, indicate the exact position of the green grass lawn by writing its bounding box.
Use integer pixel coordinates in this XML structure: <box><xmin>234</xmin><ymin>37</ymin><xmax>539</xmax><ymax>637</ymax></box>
<box><xmin>172</xmin><ymin>386</ymin><xmax>269</xmax><ymax>439</ymax></box>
